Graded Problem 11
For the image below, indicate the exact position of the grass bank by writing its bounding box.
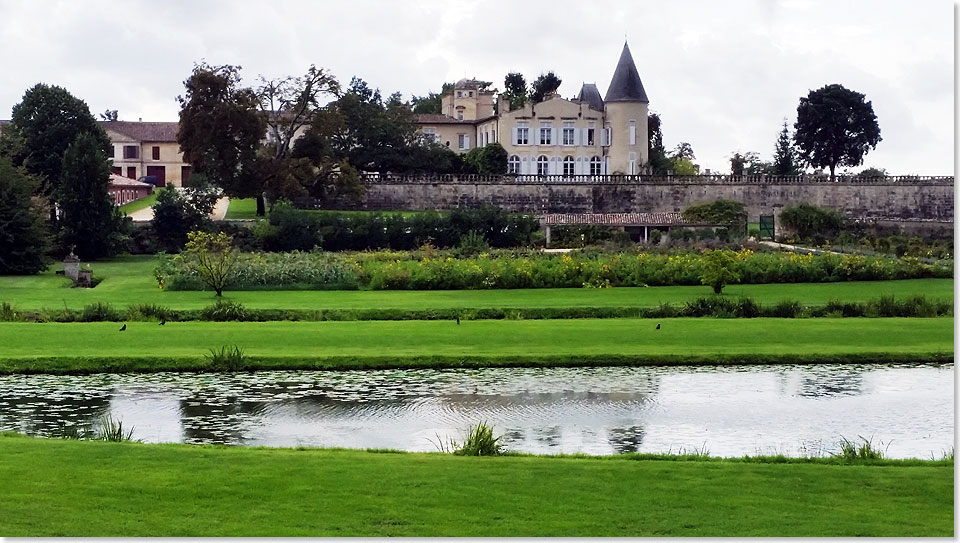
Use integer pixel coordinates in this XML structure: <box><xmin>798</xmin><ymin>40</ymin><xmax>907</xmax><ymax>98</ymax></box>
<box><xmin>0</xmin><ymin>318</ymin><xmax>950</xmax><ymax>374</ymax></box>
<box><xmin>0</xmin><ymin>435</ymin><xmax>951</xmax><ymax>536</ymax></box>
<box><xmin>224</xmin><ymin>198</ymin><xmax>430</xmax><ymax>220</ymax></box>
<box><xmin>0</xmin><ymin>256</ymin><xmax>952</xmax><ymax>311</ymax></box>
<box><xmin>118</xmin><ymin>191</ymin><xmax>158</xmax><ymax>215</ymax></box>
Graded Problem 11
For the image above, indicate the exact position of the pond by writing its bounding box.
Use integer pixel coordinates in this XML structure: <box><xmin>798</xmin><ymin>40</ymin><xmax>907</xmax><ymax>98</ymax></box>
<box><xmin>0</xmin><ymin>363</ymin><xmax>952</xmax><ymax>458</ymax></box>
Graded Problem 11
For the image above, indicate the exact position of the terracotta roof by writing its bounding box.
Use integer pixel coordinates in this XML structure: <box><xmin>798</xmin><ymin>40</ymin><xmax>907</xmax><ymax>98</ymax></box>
<box><xmin>541</xmin><ymin>212</ymin><xmax>702</xmax><ymax>226</ymax></box>
<box><xmin>414</xmin><ymin>114</ymin><xmax>476</xmax><ymax>125</ymax></box>
<box><xmin>100</xmin><ymin>121</ymin><xmax>179</xmax><ymax>142</ymax></box>
<box><xmin>109</xmin><ymin>174</ymin><xmax>153</xmax><ymax>187</ymax></box>
<box><xmin>605</xmin><ymin>42</ymin><xmax>649</xmax><ymax>103</ymax></box>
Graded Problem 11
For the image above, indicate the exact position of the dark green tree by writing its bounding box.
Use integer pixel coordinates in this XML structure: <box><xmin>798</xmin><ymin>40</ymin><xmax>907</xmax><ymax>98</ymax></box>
<box><xmin>529</xmin><ymin>72</ymin><xmax>562</xmax><ymax>104</ymax></box>
<box><xmin>177</xmin><ymin>63</ymin><xmax>267</xmax><ymax>215</ymax></box>
<box><xmin>772</xmin><ymin>120</ymin><xmax>801</xmax><ymax>175</ymax></box>
<box><xmin>857</xmin><ymin>166</ymin><xmax>887</xmax><ymax>178</ymax></box>
<box><xmin>0</xmin><ymin>157</ymin><xmax>51</xmax><ymax>274</ymax></box>
<box><xmin>646</xmin><ymin>112</ymin><xmax>671</xmax><ymax>175</ymax></box>
<box><xmin>151</xmin><ymin>176</ymin><xmax>219</xmax><ymax>252</ymax></box>
<box><xmin>671</xmin><ymin>142</ymin><xmax>696</xmax><ymax>161</ymax></box>
<box><xmin>411</xmin><ymin>91</ymin><xmax>444</xmax><ymax>114</ymax></box>
<box><xmin>794</xmin><ymin>84</ymin><xmax>882</xmax><ymax>180</ymax></box>
<box><xmin>99</xmin><ymin>109</ymin><xmax>119</xmax><ymax>121</ymax></box>
<box><xmin>503</xmin><ymin>73</ymin><xmax>527</xmax><ymax>110</ymax></box>
<box><xmin>730</xmin><ymin>152</ymin><xmax>771</xmax><ymax>175</ymax></box>
<box><xmin>58</xmin><ymin>132</ymin><xmax>127</xmax><ymax>259</ymax></box>
<box><xmin>463</xmin><ymin>143</ymin><xmax>508</xmax><ymax>174</ymax></box>
<box><xmin>1</xmin><ymin>83</ymin><xmax>111</xmax><ymax>201</ymax></box>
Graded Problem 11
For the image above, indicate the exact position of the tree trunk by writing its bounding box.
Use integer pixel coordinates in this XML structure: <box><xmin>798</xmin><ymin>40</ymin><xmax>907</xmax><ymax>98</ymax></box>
<box><xmin>829</xmin><ymin>163</ymin><xmax>836</xmax><ymax>181</ymax></box>
<box><xmin>215</xmin><ymin>288</ymin><xmax>223</xmax><ymax>297</ymax></box>
<box><xmin>256</xmin><ymin>194</ymin><xmax>266</xmax><ymax>217</ymax></box>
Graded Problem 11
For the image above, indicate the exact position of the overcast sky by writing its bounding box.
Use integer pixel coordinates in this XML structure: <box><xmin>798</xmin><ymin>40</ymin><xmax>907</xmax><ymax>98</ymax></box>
<box><xmin>0</xmin><ymin>0</ymin><xmax>953</xmax><ymax>175</ymax></box>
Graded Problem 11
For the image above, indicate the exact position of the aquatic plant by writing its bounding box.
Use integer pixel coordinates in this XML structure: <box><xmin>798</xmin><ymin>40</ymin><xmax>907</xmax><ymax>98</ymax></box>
<box><xmin>206</xmin><ymin>345</ymin><xmax>247</xmax><ymax>371</ymax></box>
<box><xmin>94</xmin><ymin>415</ymin><xmax>136</xmax><ymax>442</ymax></box>
<box><xmin>452</xmin><ymin>422</ymin><xmax>504</xmax><ymax>456</ymax></box>
<box><xmin>834</xmin><ymin>435</ymin><xmax>886</xmax><ymax>461</ymax></box>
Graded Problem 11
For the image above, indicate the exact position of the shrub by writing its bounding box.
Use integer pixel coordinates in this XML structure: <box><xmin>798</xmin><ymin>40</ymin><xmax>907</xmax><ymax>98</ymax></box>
<box><xmin>182</xmin><ymin>231</ymin><xmax>237</xmax><ymax>296</ymax></box>
<box><xmin>700</xmin><ymin>249</ymin><xmax>740</xmax><ymax>294</ymax></box>
<box><xmin>94</xmin><ymin>415</ymin><xmax>135</xmax><ymax>442</ymax></box>
<box><xmin>206</xmin><ymin>345</ymin><xmax>247</xmax><ymax>371</ymax></box>
<box><xmin>681</xmin><ymin>199</ymin><xmax>747</xmax><ymax>231</ymax></box>
<box><xmin>451</xmin><ymin>422</ymin><xmax>504</xmax><ymax>456</ymax></box>
<box><xmin>457</xmin><ymin>230</ymin><xmax>490</xmax><ymax>257</ymax></box>
<box><xmin>81</xmin><ymin>302</ymin><xmax>122</xmax><ymax>322</ymax></box>
<box><xmin>200</xmin><ymin>300</ymin><xmax>249</xmax><ymax>321</ymax></box>
<box><xmin>780</xmin><ymin>203</ymin><xmax>844</xmax><ymax>242</ymax></box>
<box><xmin>770</xmin><ymin>300</ymin><xmax>803</xmax><ymax>318</ymax></box>
<box><xmin>834</xmin><ymin>435</ymin><xmax>885</xmax><ymax>461</ymax></box>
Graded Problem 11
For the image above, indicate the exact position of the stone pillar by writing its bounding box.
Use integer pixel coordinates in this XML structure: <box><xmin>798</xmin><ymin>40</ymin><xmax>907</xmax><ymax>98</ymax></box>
<box><xmin>63</xmin><ymin>251</ymin><xmax>80</xmax><ymax>283</ymax></box>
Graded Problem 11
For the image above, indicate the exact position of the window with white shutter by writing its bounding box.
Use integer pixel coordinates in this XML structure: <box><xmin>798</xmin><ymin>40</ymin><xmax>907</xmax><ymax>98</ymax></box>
<box><xmin>629</xmin><ymin>120</ymin><xmax>636</xmax><ymax>145</ymax></box>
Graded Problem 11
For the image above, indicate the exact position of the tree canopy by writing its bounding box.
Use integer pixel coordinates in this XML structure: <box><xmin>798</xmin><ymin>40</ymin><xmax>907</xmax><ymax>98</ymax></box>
<box><xmin>177</xmin><ymin>63</ymin><xmax>266</xmax><ymax>212</ymax></box>
<box><xmin>646</xmin><ymin>113</ymin><xmax>671</xmax><ymax>175</ymax></box>
<box><xmin>1</xmin><ymin>83</ymin><xmax>110</xmax><ymax>199</ymax></box>
<box><xmin>772</xmin><ymin>120</ymin><xmax>801</xmax><ymax>175</ymax></box>
<box><xmin>794</xmin><ymin>84</ymin><xmax>881</xmax><ymax>179</ymax></box>
<box><xmin>529</xmin><ymin>72</ymin><xmax>561</xmax><ymax>104</ymax></box>
<box><xmin>503</xmin><ymin>72</ymin><xmax>527</xmax><ymax>110</ymax></box>
<box><xmin>58</xmin><ymin>132</ymin><xmax>127</xmax><ymax>259</ymax></box>
<box><xmin>0</xmin><ymin>157</ymin><xmax>50</xmax><ymax>274</ymax></box>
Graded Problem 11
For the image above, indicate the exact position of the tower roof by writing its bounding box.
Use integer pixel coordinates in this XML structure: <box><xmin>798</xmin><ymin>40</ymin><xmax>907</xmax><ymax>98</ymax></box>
<box><xmin>576</xmin><ymin>83</ymin><xmax>604</xmax><ymax>112</ymax></box>
<box><xmin>604</xmin><ymin>42</ymin><xmax>649</xmax><ymax>103</ymax></box>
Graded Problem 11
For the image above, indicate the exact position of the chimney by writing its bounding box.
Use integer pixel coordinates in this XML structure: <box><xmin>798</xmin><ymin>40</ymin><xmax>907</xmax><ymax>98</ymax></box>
<box><xmin>138</xmin><ymin>117</ymin><xmax>142</xmax><ymax>122</ymax></box>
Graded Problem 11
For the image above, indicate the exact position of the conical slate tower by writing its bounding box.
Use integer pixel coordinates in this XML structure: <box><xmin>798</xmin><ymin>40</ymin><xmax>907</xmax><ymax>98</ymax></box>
<box><xmin>604</xmin><ymin>42</ymin><xmax>649</xmax><ymax>103</ymax></box>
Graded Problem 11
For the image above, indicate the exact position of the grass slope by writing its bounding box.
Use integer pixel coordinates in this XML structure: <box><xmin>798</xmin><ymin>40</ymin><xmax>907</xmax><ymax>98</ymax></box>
<box><xmin>0</xmin><ymin>436</ymin><xmax>951</xmax><ymax>537</ymax></box>
<box><xmin>0</xmin><ymin>256</ymin><xmax>952</xmax><ymax>311</ymax></box>
<box><xmin>0</xmin><ymin>318</ymin><xmax>951</xmax><ymax>373</ymax></box>
<box><xmin>118</xmin><ymin>192</ymin><xmax>158</xmax><ymax>215</ymax></box>
<box><xmin>223</xmin><ymin>197</ymin><xmax>258</xmax><ymax>219</ymax></box>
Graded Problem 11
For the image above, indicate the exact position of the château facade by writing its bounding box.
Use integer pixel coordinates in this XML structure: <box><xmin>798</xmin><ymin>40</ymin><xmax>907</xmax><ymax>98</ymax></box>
<box><xmin>415</xmin><ymin>42</ymin><xmax>650</xmax><ymax>175</ymax></box>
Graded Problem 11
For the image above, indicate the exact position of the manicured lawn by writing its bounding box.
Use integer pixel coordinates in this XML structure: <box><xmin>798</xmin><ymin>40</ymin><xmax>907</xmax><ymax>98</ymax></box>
<box><xmin>0</xmin><ymin>318</ymin><xmax>950</xmax><ymax>373</ymax></box>
<box><xmin>224</xmin><ymin>197</ymin><xmax>258</xmax><ymax>219</ymax></box>
<box><xmin>0</xmin><ymin>255</ymin><xmax>952</xmax><ymax>311</ymax></box>
<box><xmin>118</xmin><ymin>191</ymin><xmax>158</xmax><ymax>215</ymax></box>
<box><xmin>0</xmin><ymin>435</ymin><xmax>950</xmax><ymax>536</ymax></box>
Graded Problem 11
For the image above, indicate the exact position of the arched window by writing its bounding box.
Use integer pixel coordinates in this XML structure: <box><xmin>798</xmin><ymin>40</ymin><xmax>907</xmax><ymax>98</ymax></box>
<box><xmin>508</xmin><ymin>155</ymin><xmax>520</xmax><ymax>174</ymax></box>
<box><xmin>563</xmin><ymin>156</ymin><xmax>575</xmax><ymax>176</ymax></box>
<box><xmin>537</xmin><ymin>155</ymin><xmax>549</xmax><ymax>176</ymax></box>
<box><xmin>590</xmin><ymin>156</ymin><xmax>602</xmax><ymax>175</ymax></box>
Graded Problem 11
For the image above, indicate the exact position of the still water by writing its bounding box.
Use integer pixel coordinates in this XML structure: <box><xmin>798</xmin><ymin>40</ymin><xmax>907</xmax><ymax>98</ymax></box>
<box><xmin>0</xmin><ymin>363</ymin><xmax>952</xmax><ymax>458</ymax></box>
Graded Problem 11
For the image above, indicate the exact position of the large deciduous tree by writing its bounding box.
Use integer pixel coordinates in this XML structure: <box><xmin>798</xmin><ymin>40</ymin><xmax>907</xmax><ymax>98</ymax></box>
<box><xmin>0</xmin><ymin>83</ymin><xmax>110</xmax><ymax>203</ymax></box>
<box><xmin>177</xmin><ymin>63</ymin><xmax>267</xmax><ymax>214</ymax></box>
<box><xmin>794</xmin><ymin>84</ymin><xmax>881</xmax><ymax>180</ymax></box>
<box><xmin>529</xmin><ymin>72</ymin><xmax>561</xmax><ymax>104</ymax></box>
<box><xmin>0</xmin><ymin>157</ymin><xmax>51</xmax><ymax>274</ymax></box>
<box><xmin>58</xmin><ymin>132</ymin><xmax>127</xmax><ymax>259</ymax></box>
<box><xmin>646</xmin><ymin>112</ymin><xmax>671</xmax><ymax>175</ymax></box>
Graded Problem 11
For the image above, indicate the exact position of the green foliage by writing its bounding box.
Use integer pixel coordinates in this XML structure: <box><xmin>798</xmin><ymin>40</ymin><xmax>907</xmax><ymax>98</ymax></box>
<box><xmin>528</xmin><ymin>72</ymin><xmax>561</xmax><ymax>104</ymax></box>
<box><xmin>682</xmin><ymin>200</ymin><xmax>747</xmax><ymax>231</ymax></box>
<box><xmin>773</xmin><ymin>120</ymin><xmax>802</xmax><ymax>175</ymax></box>
<box><xmin>200</xmin><ymin>300</ymin><xmax>249</xmax><ymax>321</ymax></box>
<box><xmin>457</xmin><ymin>230</ymin><xmax>490</xmax><ymax>257</ymax></box>
<box><xmin>58</xmin><ymin>132</ymin><xmax>128</xmax><ymax>259</ymax></box>
<box><xmin>177</xmin><ymin>63</ymin><xmax>266</xmax><ymax>207</ymax></box>
<box><xmin>794</xmin><ymin>84</ymin><xmax>882</xmax><ymax>179</ymax></box>
<box><xmin>0</xmin><ymin>157</ymin><xmax>50</xmax><ymax>274</ymax></box>
<box><xmin>857</xmin><ymin>167</ymin><xmax>887</xmax><ymax>178</ymax></box>
<box><xmin>700</xmin><ymin>250</ymin><xmax>740</xmax><ymax>294</ymax></box>
<box><xmin>834</xmin><ymin>436</ymin><xmax>885</xmax><ymax>461</ymax></box>
<box><xmin>646</xmin><ymin>113</ymin><xmax>672</xmax><ymax>175</ymax></box>
<box><xmin>94</xmin><ymin>415</ymin><xmax>136</xmax><ymax>442</ymax></box>
<box><xmin>780</xmin><ymin>203</ymin><xmax>844</xmax><ymax>242</ymax></box>
<box><xmin>463</xmin><ymin>143</ymin><xmax>508</xmax><ymax>174</ymax></box>
<box><xmin>451</xmin><ymin>422</ymin><xmax>505</xmax><ymax>456</ymax></box>
<box><xmin>504</xmin><ymin>72</ymin><xmax>527</xmax><ymax>110</ymax></box>
<box><xmin>81</xmin><ymin>302</ymin><xmax>122</xmax><ymax>322</ymax></box>
<box><xmin>410</xmin><ymin>91</ymin><xmax>444</xmax><ymax>114</ymax></box>
<box><xmin>183</xmin><ymin>231</ymin><xmax>237</xmax><ymax>296</ymax></box>
<box><xmin>670</xmin><ymin>157</ymin><xmax>698</xmax><ymax>175</ymax></box>
<box><xmin>206</xmin><ymin>345</ymin><xmax>247</xmax><ymax>371</ymax></box>
<box><xmin>151</xmin><ymin>182</ymin><xmax>219</xmax><ymax>252</ymax></box>
<box><xmin>2</xmin><ymin>83</ymin><xmax>111</xmax><ymax>198</ymax></box>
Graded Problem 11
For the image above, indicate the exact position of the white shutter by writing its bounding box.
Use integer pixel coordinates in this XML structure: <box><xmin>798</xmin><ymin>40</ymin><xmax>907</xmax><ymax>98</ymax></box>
<box><xmin>573</xmin><ymin>127</ymin><xmax>580</xmax><ymax>146</ymax></box>
<box><xmin>629</xmin><ymin>124</ymin><xmax>636</xmax><ymax>145</ymax></box>
<box><xmin>512</xmin><ymin>127</ymin><xmax>518</xmax><ymax>145</ymax></box>
<box><xmin>465</xmin><ymin>135</ymin><xmax>470</xmax><ymax>150</ymax></box>
<box><xmin>583</xmin><ymin>128</ymin><xmax>590</xmax><ymax>146</ymax></box>
<box><xmin>521</xmin><ymin>156</ymin><xmax>528</xmax><ymax>174</ymax></box>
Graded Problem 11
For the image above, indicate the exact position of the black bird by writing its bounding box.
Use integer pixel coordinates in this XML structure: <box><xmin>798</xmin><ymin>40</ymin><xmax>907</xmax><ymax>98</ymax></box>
<box><xmin>119</xmin><ymin>324</ymin><xmax>127</xmax><ymax>332</ymax></box>
<box><xmin>159</xmin><ymin>319</ymin><xmax>166</xmax><ymax>326</ymax></box>
<box><xmin>655</xmin><ymin>322</ymin><xmax>661</xmax><ymax>330</ymax></box>
<box><xmin>456</xmin><ymin>316</ymin><xmax>461</xmax><ymax>325</ymax></box>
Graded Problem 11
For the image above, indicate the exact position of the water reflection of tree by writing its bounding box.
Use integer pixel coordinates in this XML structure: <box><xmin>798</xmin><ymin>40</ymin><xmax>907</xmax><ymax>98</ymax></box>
<box><xmin>607</xmin><ymin>425</ymin><xmax>646</xmax><ymax>453</ymax></box>
<box><xmin>783</xmin><ymin>367</ymin><xmax>865</xmax><ymax>398</ymax></box>
<box><xmin>0</xmin><ymin>391</ymin><xmax>110</xmax><ymax>436</ymax></box>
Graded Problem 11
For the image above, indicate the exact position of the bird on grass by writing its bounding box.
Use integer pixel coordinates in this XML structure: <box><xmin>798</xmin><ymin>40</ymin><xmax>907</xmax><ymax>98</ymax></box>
<box><xmin>456</xmin><ymin>316</ymin><xmax>461</xmax><ymax>325</ymax></box>
<box><xmin>119</xmin><ymin>324</ymin><xmax>127</xmax><ymax>332</ymax></box>
<box><xmin>159</xmin><ymin>318</ymin><xmax>166</xmax><ymax>326</ymax></box>
<box><xmin>655</xmin><ymin>322</ymin><xmax>661</xmax><ymax>330</ymax></box>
